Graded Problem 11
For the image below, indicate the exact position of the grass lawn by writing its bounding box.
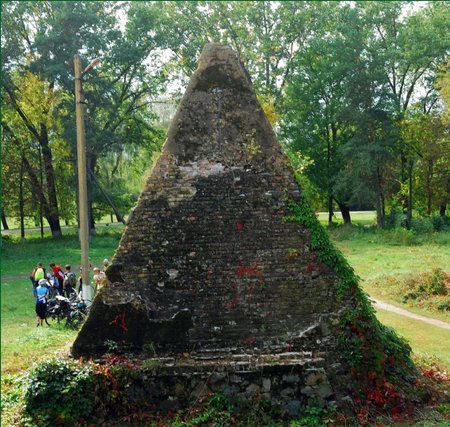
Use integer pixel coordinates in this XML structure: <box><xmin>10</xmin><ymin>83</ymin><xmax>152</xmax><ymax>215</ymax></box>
<box><xmin>1</xmin><ymin>214</ymin><xmax>124</xmax><ymax>231</ymax></box>
<box><xmin>376</xmin><ymin>309</ymin><xmax>450</xmax><ymax>368</ymax></box>
<box><xmin>1</xmin><ymin>227</ymin><xmax>123</xmax><ymax>277</ymax></box>
<box><xmin>1</xmin><ymin>227</ymin><xmax>123</xmax><ymax>374</ymax></box>
<box><xmin>330</xmin><ymin>227</ymin><xmax>450</xmax><ymax>323</ymax></box>
<box><xmin>1</xmin><ymin>277</ymin><xmax>78</xmax><ymax>373</ymax></box>
<box><xmin>317</xmin><ymin>210</ymin><xmax>376</xmax><ymax>226</ymax></box>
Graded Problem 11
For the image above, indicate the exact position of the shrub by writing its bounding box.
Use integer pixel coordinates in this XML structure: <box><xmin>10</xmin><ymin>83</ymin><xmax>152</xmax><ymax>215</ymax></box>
<box><xmin>384</xmin><ymin>208</ymin><xmax>405</xmax><ymax>229</ymax></box>
<box><xmin>23</xmin><ymin>358</ymin><xmax>95</xmax><ymax>426</ymax></box>
<box><xmin>431</xmin><ymin>215</ymin><xmax>449</xmax><ymax>232</ymax></box>
<box><xmin>410</xmin><ymin>218</ymin><xmax>434</xmax><ymax>234</ymax></box>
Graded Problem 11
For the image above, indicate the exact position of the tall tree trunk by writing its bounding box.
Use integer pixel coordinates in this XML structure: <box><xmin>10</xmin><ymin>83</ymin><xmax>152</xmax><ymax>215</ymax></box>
<box><xmin>40</xmin><ymin>126</ymin><xmax>62</xmax><ymax>236</ymax></box>
<box><xmin>336</xmin><ymin>200</ymin><xmax>352</xmax><ymax>225</ymax></box>
<box><xmin>1</xmin><ymin>95</ymin><xmax>61</xmax><ymax>236</ymax></box>
<box><xmin>38</xmin><ymin>147</ymin><xmax>44</xmax><ymax>238</ymax></box>
<box><xmin>327</xmin><ymin>125</ymin><xmax>333</xmax><ymax>225</ymax></box>
<box><xmin>1</xmin><ymin>208</ymin><xmax>9</xmax><ymax>230</ymax></box>
<box><xmin>375</xmin><ymin>167</ymin><xmax>385</xmax><ymax>228</ymax></box>
<box><xmin>426</xmin><ymin>159</ymin><xmax>433</xmax><ymax>216</ymax></box>
<box><xmin>406</xmin><ymin>159</ymin><xmax>414</xmax><ymax>229</ymax></box>
<box><xmin>327</xmin><ymin>195</ymin><xmax>334</xmax><ymax>225</ymax></box>
<box><xmin>21</xmin><ymin>155</ymin><xmax>59</xmax><ymax>236</ymax></box>
<box><xmin>440</xmin><ymin>204</ymin><xmax>446</xmax><ymax>217</ymax></box>
<box><xmin>19</xmin><ymin>159</ymin><xmax>26</xmax><ymax>242</ymax></box>
<box><xmin>400</xmin><ymin>151</ymin><xmax>408</xmax><ymax>217</ymax></box>
<box><xmin>90</xmin><ymin>171</ymin><xmax>126</xmax><ymax>225</ymax></box>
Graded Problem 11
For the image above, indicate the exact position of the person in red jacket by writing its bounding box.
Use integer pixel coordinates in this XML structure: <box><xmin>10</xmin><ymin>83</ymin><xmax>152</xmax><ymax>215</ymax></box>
<box><xmin>49</xmin><ymin>262</ymin><xmax>65</xmax><ymax>295</ymax></box>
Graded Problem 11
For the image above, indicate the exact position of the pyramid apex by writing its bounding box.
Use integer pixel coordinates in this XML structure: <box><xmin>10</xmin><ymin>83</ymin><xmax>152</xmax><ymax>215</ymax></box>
<box><xmin>186</xmin><ymin>43</ymin><xmax>252</xmax><ymax>93</ymax></box>
<box><xmin>198</xmin><ymin>43</ymin><xmax>239</xmax><ymax>67</ymax></box>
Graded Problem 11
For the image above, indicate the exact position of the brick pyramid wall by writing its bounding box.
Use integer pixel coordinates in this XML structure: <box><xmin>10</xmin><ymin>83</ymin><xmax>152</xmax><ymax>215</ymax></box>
<box><xmin>72</xmin><ymin>44</ymin><xmax>344</xmax><ymax>358</ymax></box>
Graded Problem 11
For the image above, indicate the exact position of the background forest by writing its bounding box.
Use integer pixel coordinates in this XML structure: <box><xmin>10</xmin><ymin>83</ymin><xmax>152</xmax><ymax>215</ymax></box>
<box><xmin>2</xmin><ymin>1</ymin><xmax>450</xmax><ymax>236</ymax></box>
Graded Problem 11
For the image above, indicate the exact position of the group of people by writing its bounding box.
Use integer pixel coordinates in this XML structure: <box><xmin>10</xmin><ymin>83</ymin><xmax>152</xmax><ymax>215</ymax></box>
<box><xmin>30</xmin><ymin>259</ymin><xmax>110</xmax><ymax>326</ymax></box>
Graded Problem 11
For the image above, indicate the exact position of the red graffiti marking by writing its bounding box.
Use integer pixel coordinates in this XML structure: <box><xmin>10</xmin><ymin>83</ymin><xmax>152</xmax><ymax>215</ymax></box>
<box><xmin>243</xmin><ymin>335</ymin><xmax>256</xmax><ymax>346</ymax></box>
<box><xmin>110</xmin><ymin>313</ymin><xmax>128</xmax><ymax>333</ymax></box>
<box><xmin>227</xmin><ymin>297</ymin><xmax>239</xmax><ymax>309</ymax></box>
<box><xmin>236</xmin><ymin>223</ymin><xmax>244</xmax><ymax>231</ymax></box>
<box><xmin>236</xmin><ymin>265</ymin><xmax>262</xmax><ymax>278</ymax></box>
<box><xmin>306</xmin><ymin>264</ymin><xmax>314</xmax><ymax>273</ymax></box>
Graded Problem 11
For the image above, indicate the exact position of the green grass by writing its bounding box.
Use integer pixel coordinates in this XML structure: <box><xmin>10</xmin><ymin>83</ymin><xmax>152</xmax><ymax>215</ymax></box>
<box><xmin>1</xmin><ymin>277</ymin><xmax>78</xmax><ymax>373</ymax></box>
<box><xmin>317</xmin><ymin>210</ymin><xmax>376</xmax><ymax>226</ymax></box>
<box><xmin>375</xmin><ymin>309</ymin><xmax>450</xmax><ymax>369</ymax></box>
<box><xmin>329</xmin><ymin>227</ymin><xmax>450</xmax><ymax>323</ymax></box>
<box><xmin>1</xmin><ymin>226</ymin><xmax>123</xmax><ymax>277</ymax></box>
<box><xmin>2</xmin><ymin>214</ymin><xmax>124</xmax><ymax>230</ymax></box>
<box><xmin>1</xmin><ymin>226</ymin><xmax>123</xmax><ymax>374</ymax></box>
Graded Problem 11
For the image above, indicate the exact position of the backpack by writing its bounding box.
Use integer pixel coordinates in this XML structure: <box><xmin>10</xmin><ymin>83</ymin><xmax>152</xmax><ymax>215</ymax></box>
<box><xmin>66</xmin><ymin>272</ymin><xmax>76</xmax><ymax>287</ymax></box>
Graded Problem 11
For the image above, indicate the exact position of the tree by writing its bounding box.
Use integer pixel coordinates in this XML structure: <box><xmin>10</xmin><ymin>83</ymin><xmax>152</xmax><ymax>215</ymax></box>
<box><xmin>402</xmin><ymin>112</ymin><xmax>450</xmax><ymax>217</ymax></box>
<box><xmin>141</xmin><ymin>1</ymin><xmax>317</xmax><ymax>104</ymax></box>
<box><xmin>358</xmin><ymin>1</ymin><xmax>450</xmax><ymax>227</ymax></box>
<box><xmin>281</xmin><ymin>3</ymin><xmax>365</xmax><ymax>224</ymax></box>
<box><xmin>2</xmin><ymin>1</ymin><xmax>165</xmax><ymax>234</ymax></box>
<box><xmin>435</xmin><ymin>62</ymin><xmax>450</xmax><ymax>216</ymax></box>
<box><xmin>2</xmin><ymin>70</ymin><xmax>65</xmax><ymax>236</ymax></box>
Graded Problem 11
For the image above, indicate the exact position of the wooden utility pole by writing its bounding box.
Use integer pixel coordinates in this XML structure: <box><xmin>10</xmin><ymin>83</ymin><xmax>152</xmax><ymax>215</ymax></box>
<box><xmin>74</xmin><ymin>54</ymin><xmax>92</xmax><ymax>305</ymax></box>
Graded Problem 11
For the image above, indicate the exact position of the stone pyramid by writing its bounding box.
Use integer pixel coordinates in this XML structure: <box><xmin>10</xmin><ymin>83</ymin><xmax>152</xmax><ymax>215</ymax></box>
<box><xmin>72</xmin><ymin>44</ymin><xmax>344</xmax><ymax>358</ymax></box>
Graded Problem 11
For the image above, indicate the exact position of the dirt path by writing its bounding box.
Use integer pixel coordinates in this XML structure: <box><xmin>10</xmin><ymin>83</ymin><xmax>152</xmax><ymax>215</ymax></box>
<box><xmin>1</xmin><ymin>275</ymin><xmax>28</xmax><ymax>281</ymax></box>
<box><xmin>372</xmin><ymin>298</ymin><xmax>450</xmax><ymax>330</ymax></box>
<box><xmin>1</xmin><ymin>222</ymin><xmax>122</xmax><ymax>236</ymax></box>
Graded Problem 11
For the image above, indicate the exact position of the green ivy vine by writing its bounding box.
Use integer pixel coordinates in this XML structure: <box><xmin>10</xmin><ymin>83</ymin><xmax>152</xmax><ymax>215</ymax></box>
<box><xmin>285</xmin><ymin>195</ymin><xmax>416</xmax><ymax>392</ymax></box>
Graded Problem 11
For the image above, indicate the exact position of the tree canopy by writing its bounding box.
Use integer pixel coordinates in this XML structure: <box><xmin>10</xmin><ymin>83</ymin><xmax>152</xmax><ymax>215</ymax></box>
<box><xmin>2</xmin><ymin>1</ymin><xmax>449</xmax><ymax>235</ymax></box>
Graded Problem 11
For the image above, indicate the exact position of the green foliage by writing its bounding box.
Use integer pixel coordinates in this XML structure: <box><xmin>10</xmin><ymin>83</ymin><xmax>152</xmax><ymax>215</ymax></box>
<box><xmin>23</xmin><ymin>358</ymin><xmax>95</xmax><ymax>426</ymax></box>
<box><xmin>2</xmin><ymin>1</ymin><xmax>166</xmax><ymax>233</ymax></box>
<box><xmin>401</xmin><ymin>268</ymin><xmax>450</xmax><ymax>311</ymax></box>
<box><xmin>1</xmin><ymin>374</ymin><xmax>25</xmax><ymax>412</ymax></box>
<box><xmin>286</xmin><ymin>195</ymin><xmax>360</xmax><ymax>300</ymax></box>
<box><xmin>142</xmin><ymin>342</ymin><xmax>156</xmax><ymax>357</ymax></box>
<box><xmin>104</xmin><ymin>339</ymin><xmax>119</xmax><ymax>353</ymax></box>
<box><xmin>287</xmin><ymin>195</ymin><xmax>416</xmax><ymax>399</ymax></box>
<box><xmin>411</xmin><ymin>217</ymin><xmax>435</xmax><ymax>234</ymax></box>
<box><xmin>141</xmin><ymin>359</ymin><xmax>161</xmax><ymax>370</ymax></box>
<box><xmin>384</xmin><ymin>207</ymin><xmax>405</xmax><ymax>229</ymax></box>
<box><xmin>291</xmin><ymin>404</ymin><xmax>336</xmax><ymax>427</ymax></box>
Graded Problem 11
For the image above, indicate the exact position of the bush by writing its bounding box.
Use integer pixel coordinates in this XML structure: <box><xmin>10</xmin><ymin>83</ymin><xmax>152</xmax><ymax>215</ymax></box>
<box><xmin>24</xmin><ymin>358</ymin><xmax>95</xmax><ymax>426</ymax></box>
<box><xmin>384</xmin><ymin>208</ymin><xmax>405</xmax><ymax>229</ymax></box>
<box><xmin>410</xmin><ymin>218</ymin><xmax>434</xmax><ymax>234</ymax></box>
<box><xmin>431</xmin><ymin>215</ymin><xmax>449</xmax><ymax>232</ymax></box>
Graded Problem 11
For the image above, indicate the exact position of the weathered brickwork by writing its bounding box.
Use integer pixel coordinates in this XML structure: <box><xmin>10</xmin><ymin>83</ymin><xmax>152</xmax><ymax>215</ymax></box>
<box><xmin>72</xmin><ymin>44</ymin><xmax>345</xmax><ymax>359</ymax></box>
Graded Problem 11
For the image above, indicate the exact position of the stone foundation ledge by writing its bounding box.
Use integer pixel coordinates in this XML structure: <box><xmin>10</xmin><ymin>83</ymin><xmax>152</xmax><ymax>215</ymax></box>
<box><xmin>92</xmin><ymin>352</ymin><xmax>338</xmax><ymax>416</ymax></box>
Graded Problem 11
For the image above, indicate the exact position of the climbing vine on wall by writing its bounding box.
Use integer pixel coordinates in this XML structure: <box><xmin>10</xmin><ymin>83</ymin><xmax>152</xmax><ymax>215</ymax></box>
<box><xmin>286</xmin><ymin>195</ymin><xmax>416</xmax><ymax>407</ymax></box>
